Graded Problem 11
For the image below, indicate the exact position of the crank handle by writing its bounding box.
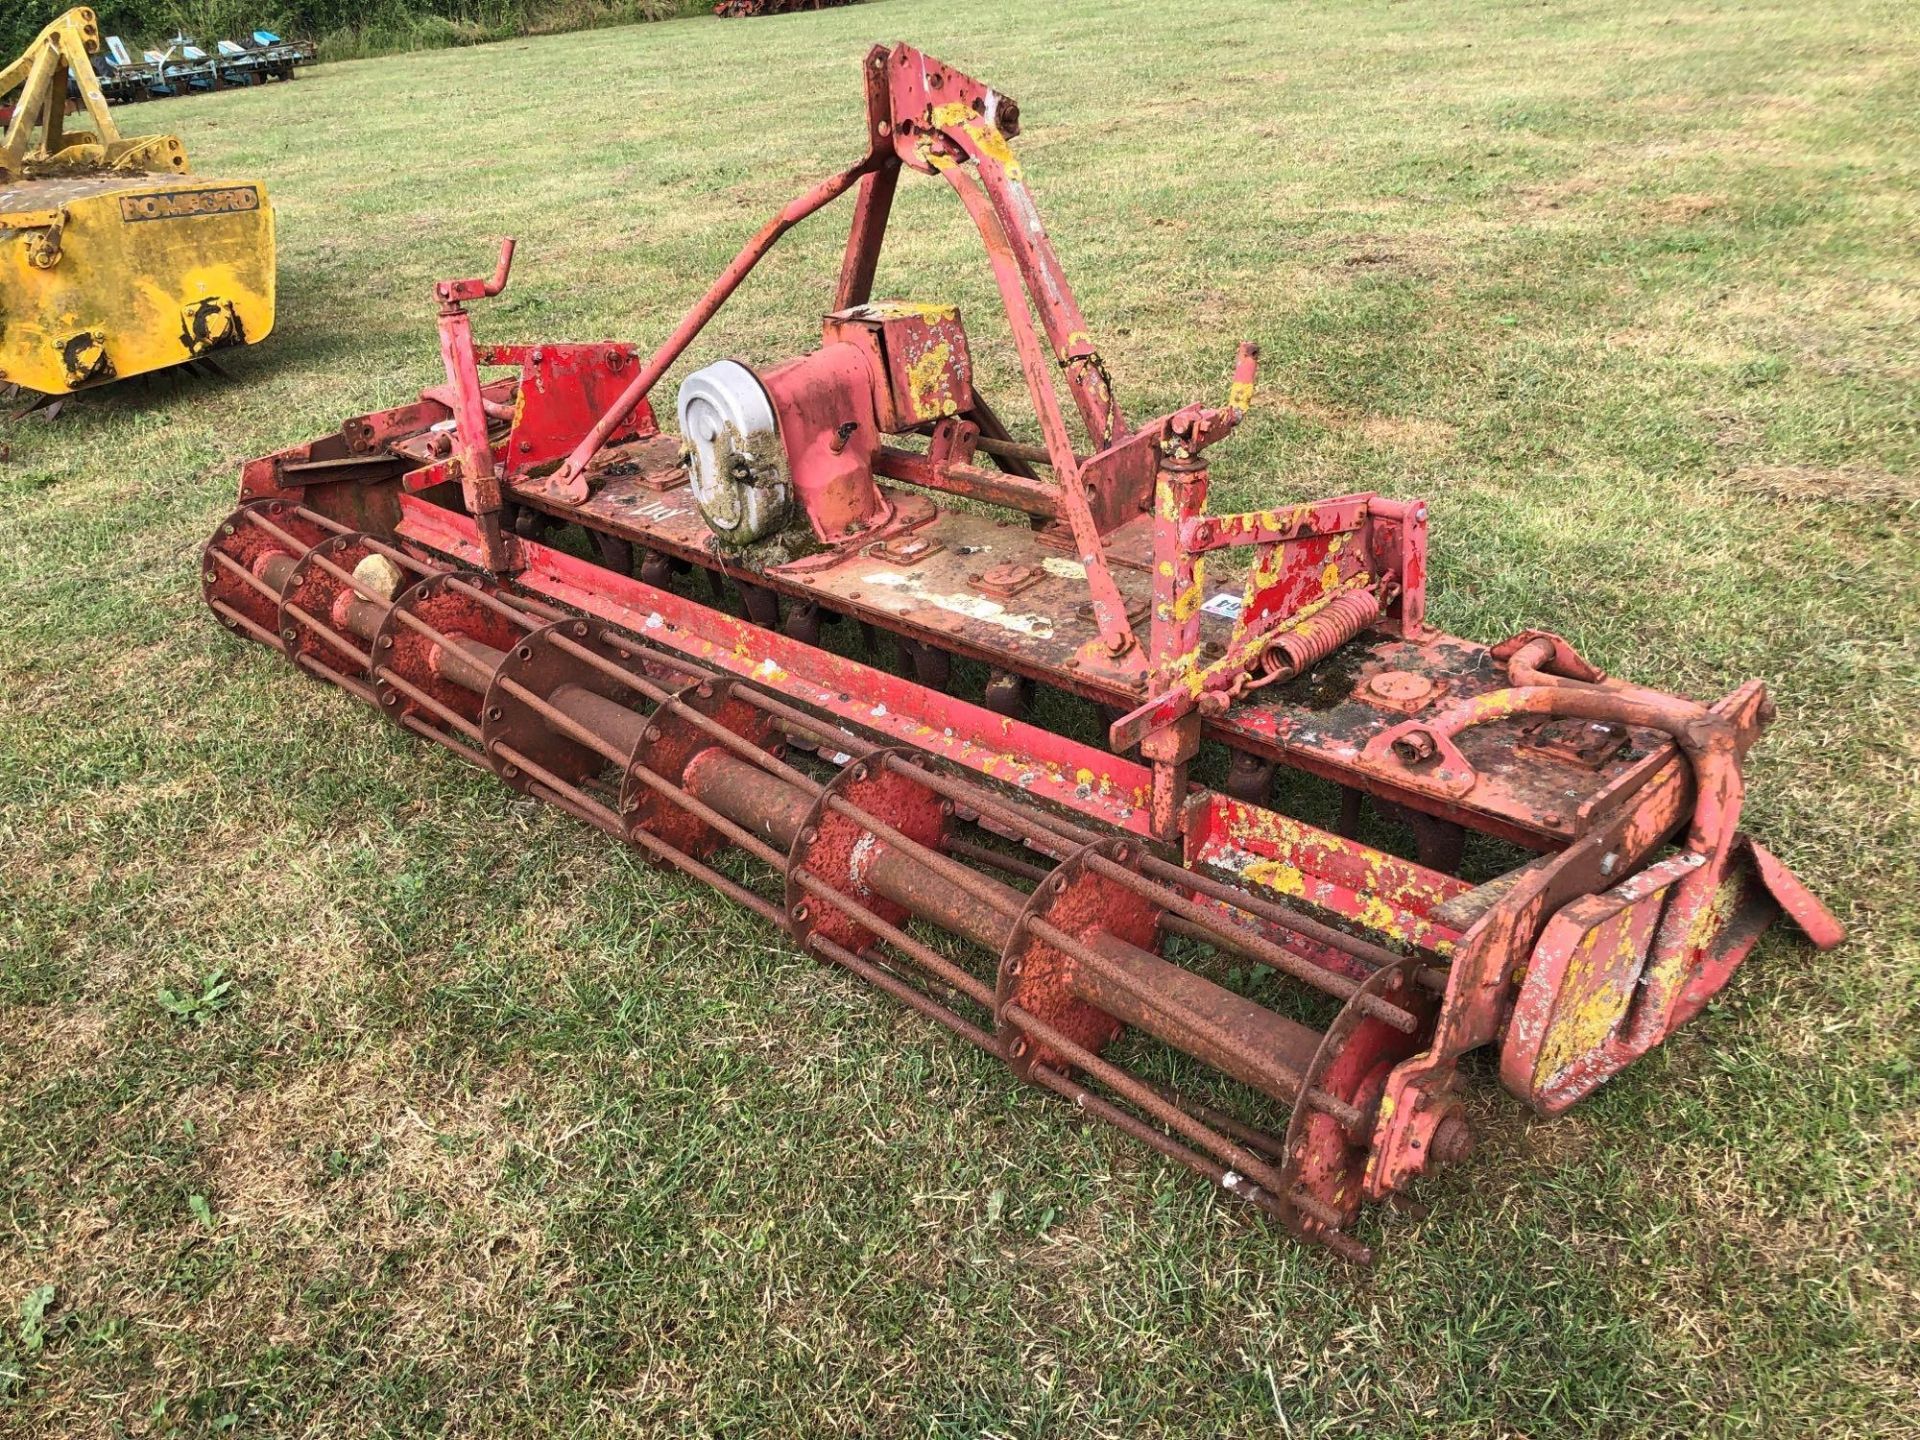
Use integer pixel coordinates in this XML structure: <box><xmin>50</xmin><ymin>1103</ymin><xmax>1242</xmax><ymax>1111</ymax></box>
<box><xmin>435</xmin><ymin>237</ymin><xmax>518</xmax><ymax>308</ymax></box>
<box><xmin>1166</xmin><ymin>341</ymin><xmax>1261</xmax><ymax>454</ymax></box>
<box><xmin>480</xmin><ymin>236</ymin><xmax>517</xmax><ymax>295</ymax></box>
<box><xmin>1225</xmin><ymin>340</ymin><xmax>1259</xmax><ymax>418</ymax></box>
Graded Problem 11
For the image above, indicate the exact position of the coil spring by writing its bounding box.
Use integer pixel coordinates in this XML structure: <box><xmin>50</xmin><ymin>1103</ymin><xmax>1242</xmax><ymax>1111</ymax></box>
<box><xmin>1243</xmin><ymin>586</ymin><xmax>1384</xmax><ymax>694</ymax></box>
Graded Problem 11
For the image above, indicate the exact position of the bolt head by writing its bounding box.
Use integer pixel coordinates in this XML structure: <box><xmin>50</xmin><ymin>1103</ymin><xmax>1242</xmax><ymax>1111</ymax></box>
<box><xmin>1391</xmin><ymin>731</ymin><xmax>1437</xmax><ymax>763</ymax></box>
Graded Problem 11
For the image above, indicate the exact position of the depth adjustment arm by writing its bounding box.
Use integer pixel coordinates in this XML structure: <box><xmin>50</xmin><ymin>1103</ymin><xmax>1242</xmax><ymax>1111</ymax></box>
<box><xmin>432</xmin><ymin>237</ymin><xmax>518</xmax><ymax>572</ymax></box>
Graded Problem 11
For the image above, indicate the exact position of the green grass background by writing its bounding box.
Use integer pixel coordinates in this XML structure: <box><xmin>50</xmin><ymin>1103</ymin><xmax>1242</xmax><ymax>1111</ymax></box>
<box><xmin>2</xmin><ymin>0</ymin><xmax>1915</xmax><ymax>1434</ymax></box>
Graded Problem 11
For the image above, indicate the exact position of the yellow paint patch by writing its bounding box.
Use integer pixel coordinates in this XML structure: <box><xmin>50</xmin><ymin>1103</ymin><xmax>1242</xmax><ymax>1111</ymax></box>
<box><xmin>904</xmin><ymin>339</ymin><xmax>958</xmax><ymax>417</ymax></box>
<box><xmin>1535</xmin><ymin>930</ymin><xmax>1632</xmax><ymax>1084</ymax></box>
<box><xmin>1242</xmin><ymin>858</ymin><xmax>1308</xmax><ymax>899</ymax></box>
<box><xmin>1172</xmin><ymin>573</ymin><xmax>1206</xmax><ymax>621</ymax></box>
<box><xmin>859</xmin><ymin>300</ymin><xmax>959</xmax><ymax>322</ymax></box>
<box><xmin>1358</xmin><ymin>893</ymin><xmax>1403</xmax><ymax>940</ymax></box>
<box><xmin>928</xmin><ymin>103</ymin><xmax>1023</xmax><ymax>179</ymax></box>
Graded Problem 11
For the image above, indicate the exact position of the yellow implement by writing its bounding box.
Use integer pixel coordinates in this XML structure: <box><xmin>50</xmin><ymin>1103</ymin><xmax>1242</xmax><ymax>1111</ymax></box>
<box><xmin>0</xmin><ymin>8</ymin><xmax>274</xmax><ymax>394</ymax></box>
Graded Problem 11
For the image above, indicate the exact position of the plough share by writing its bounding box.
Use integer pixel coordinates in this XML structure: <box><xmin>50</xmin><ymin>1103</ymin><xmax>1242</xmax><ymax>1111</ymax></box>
<box><xmin>203</xmin><ymin>45</ymin><xmax>1842</xmax><ymax>1262</ymax></box>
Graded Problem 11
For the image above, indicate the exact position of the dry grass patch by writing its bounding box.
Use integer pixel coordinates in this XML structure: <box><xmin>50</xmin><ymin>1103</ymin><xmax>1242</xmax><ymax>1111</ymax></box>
<box><xmin>1264</xmin><ymin>394</ymin><xmax>1460</xmax><ymax>451</ymax></box>
<box><xmin>0</xmin><ymin>1004</ymin><xmax>112</xmax><ymax>1084</ymax></box>
<box><xmin>1730</xmin><ymin>463</ymin><xmax>1919</xmax><ymax>509</ymax></box>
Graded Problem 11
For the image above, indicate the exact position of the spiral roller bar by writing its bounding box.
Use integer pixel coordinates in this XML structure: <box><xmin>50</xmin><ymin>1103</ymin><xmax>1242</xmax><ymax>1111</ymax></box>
<box><xmin>202</xmin><ymin>499</ymin><xmax>1467</xmax><ymax>1261</ymax></box>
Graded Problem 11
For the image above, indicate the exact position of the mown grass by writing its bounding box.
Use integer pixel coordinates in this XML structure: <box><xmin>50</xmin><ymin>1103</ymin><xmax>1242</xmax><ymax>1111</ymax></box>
<box><xmin>2</xmin><ymin>0</ymin><xmax>1916</xmax><ymax>1434</ymax></box>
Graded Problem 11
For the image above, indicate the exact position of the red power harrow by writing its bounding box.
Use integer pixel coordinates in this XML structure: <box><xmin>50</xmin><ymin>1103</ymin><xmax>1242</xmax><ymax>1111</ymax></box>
<box><xmin>202</xmin><ymin>45</ymin><xmax>1843</xmax><ymax>1261</ymax></box>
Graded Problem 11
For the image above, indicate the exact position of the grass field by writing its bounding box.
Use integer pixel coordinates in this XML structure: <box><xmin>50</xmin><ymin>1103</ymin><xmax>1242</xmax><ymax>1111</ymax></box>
<box><xmin>3</xmin><ymin>0</ymin><xmax>1916</xmax><ymax>1434</ymax></box>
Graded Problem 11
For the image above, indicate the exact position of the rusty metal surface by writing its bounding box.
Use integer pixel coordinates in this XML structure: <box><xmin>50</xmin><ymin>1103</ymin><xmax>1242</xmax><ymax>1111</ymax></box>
<box><xmin>201</xmin><ymin>500</ymin><xmax>334</xmax><ymax>646</ymax></box>
<box><xmin>277</xmin><ymin>532</ymin><xmax>378</xmax><ymax>689</ymax></box>
<box><xmin>1185</xmin><ymin>793</ymin><xmax>1467</xmax><ymax>957</ymax></box>
<box><xmin>489</xmin><ymin>444</ymin><xmax>1657</xmax><ymax>848</ymax></box>
<box><xmin>372</xmin><ymin>572</ymin><xmax>526</xmax><ymax>755</ymax></box>
<box><xmin>1228</xmin><ymin>631</ymin><xmax>1672</xmax><ymax>848</ymax></box>
<box><xmin>996</xmin><ymin>840</ymin><xmax>1146</xmax><ymax>1078</ymax></box>
<box><xmin>822</xmin><ymin>302</ymin><xmax>974</xmax><ymax>432</ymax></box>
<box><xmin>505</xmin><ymin>454</ymin><xmax>1648</xmax><ymax>847</ymax></box>
<box><xmin>632</xmin><ymin>681</ymin><xmax>781</xmax><ymax>859</ymax></box>
<box><xmin>397</xmin><ymin>494</ymin><xmax>1162</xmax><ymax>834</ymax></box>
<box><xmin>1282</xmin><ymin>957</ymin><xmax>1436</xmax><ymax>1258</ymax></box>
<box><xmin>203</xmin><ymin>501</ymin><xmax>1456</xmax><ymax>1260</ymax></box>
<box><xmin>1501</xmin><ymin>851</ymin><xmax>1699</xmax><ymax>1114</ymax></box>
<box><xmin>788</xmin><ymin>752</ymin><xmax>950</xmax><ymax>955</ymax></box>
<box><xmin>199</xmin><ymin>494</ymin><xmax>1842</xmax><ymax>1262</ymax></box>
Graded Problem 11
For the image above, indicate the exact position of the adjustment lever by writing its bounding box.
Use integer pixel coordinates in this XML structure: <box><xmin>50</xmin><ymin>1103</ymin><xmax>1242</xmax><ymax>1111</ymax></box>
<box><xmin>434</xmin><ymin>237</ymin><xmax>516</xmax><ymax>309</ymax></box>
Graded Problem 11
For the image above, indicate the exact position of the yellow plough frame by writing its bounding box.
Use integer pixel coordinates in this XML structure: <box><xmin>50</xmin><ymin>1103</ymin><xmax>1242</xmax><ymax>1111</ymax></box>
<box><xmin>1</xmin><ymin>8</ymin><xmax>275</xmax><ymax>394</ymax></box>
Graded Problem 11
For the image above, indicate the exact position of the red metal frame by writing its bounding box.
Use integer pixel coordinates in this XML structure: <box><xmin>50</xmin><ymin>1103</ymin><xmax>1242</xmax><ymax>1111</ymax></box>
<box><xmin>197</xmin><ymin>43</ymin><xmax>1845</xmax><ymax>1262</ymax></box>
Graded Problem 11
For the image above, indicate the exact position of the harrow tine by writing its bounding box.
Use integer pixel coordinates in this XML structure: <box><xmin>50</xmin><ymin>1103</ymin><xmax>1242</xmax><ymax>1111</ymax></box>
<box><xmin>733</xmin><ymin>685</ymin><xmax>880</xmax><ymax>757</ymax></box>
<box><xmin>490</xmin><ymin>738</ymin><xmax>628</xmax><ymax>836</ymax></box>
<box><xmin>280</xmin><ymin>598</ymin><xmax>369</xmax><ymax>671</ymax></box>
<box><xmin>626</xmin><ymin>824</ymin><xmax>789</xmax><ymax>929</ymax></box>
<box><xmin>1022</xmin><ymin>1062</ymin><xmax>1339</xmax><ymax>1247</ymax></box>
<box><xmin>1021</xmin><ymin>906</ymin><xmax>1363</xmax><ymax>1126</ymax></box>
<box><xmin>206</xmin><ymin>545</ymin><xmax>284</xmax><ymax>605</ymax></box>
<box><xmin>547</xmin><ymin>625</ymin><xmax>715</xmax><ymax>685</ymax></box>
<box><xmin>806</xmin><ymin>933</ymin><xmax>1002</xmax><ymax>1057</ymax></box>
<box><xmin>442</xmin><ymin>574</ymin><xmax>558</xmax><ymax>630</ymax></box>
<box><xmin>1136</xmin><ymin>851</ymin><xmax>1444</xmax><ymax>992</ymax></box>
<box><xmin>290</xmin><ymin>650</ymin><xmax>377</xmax><ymax>704</ymax></box>
<box><xmin>395</xmin><ymin>710</ymin><xmax>486</xmax><ymax>765</ymax></box>
<box><xmin>792</xmin><ymin>872</ymin><xmax>998</xmax><ymax>1009</ymax></box>
<box><xmin>944</xmin><ymin>837</ymin><xmax>1051</xmax><ymax>885</ymax></box>
<box><xmin>207</xmin><ymin>599</ymin><xmax>281</xmax><ymax>648</ymax></box>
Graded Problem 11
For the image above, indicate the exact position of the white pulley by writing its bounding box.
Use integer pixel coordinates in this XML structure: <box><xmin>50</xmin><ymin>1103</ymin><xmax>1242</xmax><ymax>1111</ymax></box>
<box><xmin>676</xmin><ymin>359</ymin><xmax>793</xmax><ymax>546</ymax></box>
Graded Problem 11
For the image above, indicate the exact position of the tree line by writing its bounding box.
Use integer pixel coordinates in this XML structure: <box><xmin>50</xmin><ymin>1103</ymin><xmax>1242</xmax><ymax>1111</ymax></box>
<box><xmin>4</xmin><ymin>0</ymin><xmax>695</xmax><ymax>65</ymax></box>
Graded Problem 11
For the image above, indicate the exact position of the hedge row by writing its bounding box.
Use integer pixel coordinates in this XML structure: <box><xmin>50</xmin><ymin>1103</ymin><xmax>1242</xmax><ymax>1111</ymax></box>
<box><xmin>4</xmin><ymin>0</ymin><xmax>698</xmax><ymax>66</ymax></box>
